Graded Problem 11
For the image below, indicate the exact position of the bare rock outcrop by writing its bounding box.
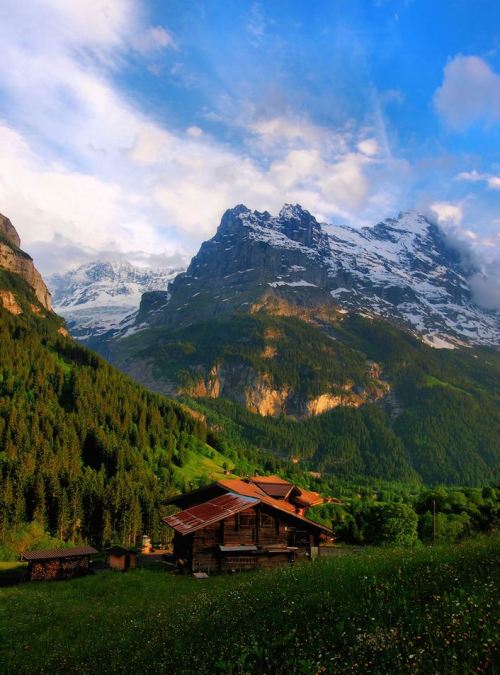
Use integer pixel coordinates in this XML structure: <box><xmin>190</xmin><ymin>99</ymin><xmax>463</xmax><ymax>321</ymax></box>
<box><xmin>0</xmin><ymin>290</ymin><xmax>22</xmax><ymax>315</ymax></box>
<box><xmin>0</xmin><ymin>213</ymin><xmax>52</xmax><ymax>311</ymax></box>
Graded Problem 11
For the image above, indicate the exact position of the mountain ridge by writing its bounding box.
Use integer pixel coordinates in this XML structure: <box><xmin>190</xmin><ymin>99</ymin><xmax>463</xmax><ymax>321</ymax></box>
<box><xmin>121</xmin><ymin>204</ymin><xmax>499</xmax><ymax>347</ymax></box>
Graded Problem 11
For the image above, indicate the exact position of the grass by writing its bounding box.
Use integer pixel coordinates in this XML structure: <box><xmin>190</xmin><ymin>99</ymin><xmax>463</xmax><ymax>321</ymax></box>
<box><xmin>424</xmin><ymin>375</ymin><xmax>470</xmax><ymax>395</ymax></box>
<box><xmin>0</xmin><ymin>536</ymin><xmax>498</xmax><ymax>674</ymax></box>
<box><xmin>173</xmin><ymin>446</ymin><xmax>235</xmax><ymax>484</ymax></box>
<box><xmin>0</xmin><ymin>562</ymin><xmax>27</xmax><ymax>587</ymax></box>
<box><xmin>0</xmin><ymin>562</ymin><xmax>26</xmax><ymax>571</ymax></box>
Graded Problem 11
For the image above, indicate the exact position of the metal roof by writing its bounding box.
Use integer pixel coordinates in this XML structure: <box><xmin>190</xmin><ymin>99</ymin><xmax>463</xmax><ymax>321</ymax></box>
<box><xmin>164</xmin><ymin>492</ymin><xmax>259</xmax><ymax>535</ymax></box>
<box><xmin>255</xmin><ymin>483</ymin><xmax>294</xmax><ymax>499</ymax></box>
<box><xmin>217</xmin><ymin>479</ymin><xmax>332</xmax><ymax>533</ymax></box>
<box><xmin>290</xmin><ymin>488</ymin><xmax>325</xmax><ymax>508</ymax></box>
<box><xmin>21</xmin><ymin>546</ymin><xmax>98</xmax><ymax>561</ymax></box>
<box><xmin>250</xmin><ymin>475</ymin><xmax>292</xmax><ymax>485</ymax></box>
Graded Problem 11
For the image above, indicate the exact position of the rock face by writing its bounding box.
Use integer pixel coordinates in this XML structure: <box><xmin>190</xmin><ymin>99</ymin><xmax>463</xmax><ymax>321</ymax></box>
<box><xmin>0</xmin><ymin>214</ymin><xmax>21</xmax><ymax>248</ymax></box>
<box><xmin>0</xmin><ymin>214</ymin><xmax>52</xmax><ymax>311</ymax></box>
<box><xmin>0</xmin><ymin>290</ymin><xmax>23</xmax><ymax>315</ymax></box>
<box><xmin>135</xmin><ymin>204</ymin><xmax>499</xmax><ymax>346</ymax></box>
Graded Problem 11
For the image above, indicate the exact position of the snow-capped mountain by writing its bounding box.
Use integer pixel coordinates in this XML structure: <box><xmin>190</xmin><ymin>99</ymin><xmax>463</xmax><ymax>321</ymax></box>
<box><xmin>48</xmin><ymin>261</ymin><xmax>184</xmax><ymax>342</ymax></box>
<box><xmin>130</xmin><ymin>204</ymin><xmax>499</xmax><ymax>347</ymax></box>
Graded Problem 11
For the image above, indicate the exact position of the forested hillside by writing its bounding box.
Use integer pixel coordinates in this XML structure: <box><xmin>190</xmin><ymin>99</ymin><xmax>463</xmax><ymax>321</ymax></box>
<box><xmin>0</xmin><ymin>273</ymin><xmax>247</xmax><ymax>550</ymax></box>
<box><xmin>175</xmin><ymin>313</ymin><xmax>500</xmax><ymax>485</ymax></box>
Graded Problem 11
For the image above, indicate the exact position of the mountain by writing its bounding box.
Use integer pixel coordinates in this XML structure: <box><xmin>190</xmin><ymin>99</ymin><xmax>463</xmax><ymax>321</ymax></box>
<box><xmin>105</xmin><ymin>204</ymin><xmax>499</xmax><ymax>485</ymax></box>
<box><xmin>129</xmin><ymin>204</ymin><xmax>499</xmax><ymax>346</ymax></box>
<box><xmin>48</xmin><ymin>260</ymin><xmax>183</xmax><ymax>345</ymax></box>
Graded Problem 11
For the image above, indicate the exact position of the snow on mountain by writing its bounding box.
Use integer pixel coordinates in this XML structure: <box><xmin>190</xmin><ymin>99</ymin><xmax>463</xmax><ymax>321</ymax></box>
<box><xmin>48</xmin><ymin>261</ymin><xmax>184</xmax><ymax>341</ymax></box>
<box><xmin>137</xmin><ymin>204</ymin><xmax>499</xmax><ymax>347</ymax></box>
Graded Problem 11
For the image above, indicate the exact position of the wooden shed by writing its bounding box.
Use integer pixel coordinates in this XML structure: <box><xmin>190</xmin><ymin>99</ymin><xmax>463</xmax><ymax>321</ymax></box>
<box><xmin>21</xmin><ymin>546</ymin><xmax>98</xmax><ymax>581</ymax></box>
<box><xmin>106</xmin><ymin>546</ymin><xmax>137</xmax><ymax>571</ymax></box>
<box><xmin>163</xmin><ymin>477</ymin><xmax>333</xmax><ymax>574</ymax></box>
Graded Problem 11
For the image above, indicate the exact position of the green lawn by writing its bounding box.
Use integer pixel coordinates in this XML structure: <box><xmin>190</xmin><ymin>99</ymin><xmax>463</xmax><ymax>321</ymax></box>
<box><xmin>0</xmin><ymin>537</ymin><xmax>498</xmax><ymax>674</ymax></box>
<box><xmin>173</xmin><ymin>446</ymin><xmax>236</xmax><ymax>484</ymax></box>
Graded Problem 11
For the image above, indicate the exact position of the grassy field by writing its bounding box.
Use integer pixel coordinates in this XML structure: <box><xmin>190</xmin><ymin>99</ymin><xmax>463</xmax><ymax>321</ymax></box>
<box><xmin>0</xmin><ymin>537</ymin><xmax>498</xmax><ymax>674</ymax></box>
<box><xmin>172</xmin><ymin>446</ymin><xmax>236</xmax><ymax>483</ymax></box>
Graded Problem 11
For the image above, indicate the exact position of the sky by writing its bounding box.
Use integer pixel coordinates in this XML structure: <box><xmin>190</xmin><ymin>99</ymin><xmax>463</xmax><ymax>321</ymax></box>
<box><xmin>0</xmin><ymin>0</ymin><xmax>499</xmax><ymax>306</ymax></box>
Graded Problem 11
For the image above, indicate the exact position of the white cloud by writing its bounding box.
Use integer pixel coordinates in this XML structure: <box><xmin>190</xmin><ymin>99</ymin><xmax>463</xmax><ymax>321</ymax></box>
<box><xmin>430</xmin><ymin>201</ymin><xmax>463</xmax><ymax>226</ymax></box>
<box><xmin>456</xmin><ymin>170</ymin><xmax>500</xmax><ymax>190</ymax></box>
<box><xmin>133</xmin><ymin>25</ymin><xmax>176</xmax><ymax>54</ymax></box>
<box><xmin>434</xmin><ymin>56</ymin><xmax>500</xmax><ymax>129</ymax></box>
<box><xmin>357</xmin><ymin>138</ymin><xmax>379</xmax><ymax>156</ymax></box>
<box><xmin>469</xmin><ymin>271</ymin><xmax>500</xmax><ymax>311</ymax></box>
<box><xmin>186</xmin><ymin>126</ymin><xmax>203</xmax><ymax>138</ymax></box>
<box><xmin>0</xmin><ymin>122</ymin><xmax>179</xmax><ymax>273</ymax></box>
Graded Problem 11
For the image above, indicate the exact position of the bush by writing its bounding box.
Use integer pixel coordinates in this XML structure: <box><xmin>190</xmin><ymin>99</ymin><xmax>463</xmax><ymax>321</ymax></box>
<box><xmin>0</xmin><ymin>522</ymin><xmax>69</xmax><ymax>561</ymax></box>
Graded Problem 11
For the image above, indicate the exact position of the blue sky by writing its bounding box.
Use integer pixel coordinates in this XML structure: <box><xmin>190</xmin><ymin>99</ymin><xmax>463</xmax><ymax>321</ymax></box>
<box><xmin>0</xmin><ymin>0</ymin><xmax>499</xmax><ymax>305</ymax></box>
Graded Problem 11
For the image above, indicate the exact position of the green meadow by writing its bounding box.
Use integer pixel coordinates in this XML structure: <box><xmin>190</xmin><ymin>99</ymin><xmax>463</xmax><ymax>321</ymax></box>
<box><xmin>1</xmin><ymin>536</ymin><xmax>498</xmax><ymax>674</ymax></box>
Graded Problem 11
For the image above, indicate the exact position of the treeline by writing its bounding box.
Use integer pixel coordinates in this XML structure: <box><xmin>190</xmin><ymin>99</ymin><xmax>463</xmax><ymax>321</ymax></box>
<box><xmin>0</xmin><ymin>307</ymin><xmax>210</xmax><ymax>550</ymax></box>
<box><xmin>309</xmin><ymin>485</ymin><xmax>499</xmax><ymax>546</ymax></box>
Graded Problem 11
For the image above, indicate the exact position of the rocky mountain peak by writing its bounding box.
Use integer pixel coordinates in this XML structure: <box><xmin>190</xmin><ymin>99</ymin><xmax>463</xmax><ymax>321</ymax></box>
<box><xmin>0</xmin><ymin>213</ymin><xmax>22</xmax><ymax>248</ymax></box>
<box><xmin>132</xmin><ymin>205</ymin><xmax>499</xmax><ymax>346</ymax></box>
<box><xmin>277</xmin><ymin>203</ymin><xmax>327</xmax><ymax>248</ymax></box>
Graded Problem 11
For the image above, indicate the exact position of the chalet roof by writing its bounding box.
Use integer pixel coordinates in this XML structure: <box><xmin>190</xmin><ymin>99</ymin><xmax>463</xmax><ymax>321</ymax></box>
<box><xmin>250</xmin><ymin>475</ymin><xmax>291</xmax><ymax>485</ymax></box>
<box><xmin>21</xmin><ymin>546</ymin><xmax>98</xmax><ymax>562</ymax></box>
<box><xmin>164</xmin><ymin>478</ymin><xmax>332</xmax><ymax>536</ymax></box>
<box><xmin>250</xmin><ymin>476</ymin><xmax>294</xmax><ymax>499</ymax></box>
<box><xmin>216</xmin><ymin>479</ymin><xmax>332</xmax><ymax>533</ymax></box>
<box><xmin>216</xmin><ymin>479</ymin><xmax>296</xmax><ymax>513</ymax></box>
<box><xmin>164</xmin><ymin>492</ymin><xmax>259</xmax><ymax>535</ymax></box>
<box><xmin>290</xmin><ymin>487</ymin><xmax>325</xmax><ymax>508</ymax></box>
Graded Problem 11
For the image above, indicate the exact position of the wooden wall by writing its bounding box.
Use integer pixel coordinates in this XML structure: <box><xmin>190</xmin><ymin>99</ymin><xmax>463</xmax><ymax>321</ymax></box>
<box><xmin>108</xmin><ymin>554</ymin><xmax>137</xmax><ymax>571</ymax></box>
<box><xmin>174</xmin><ymin>504</ymin><xmax>317</xmax><ymax>573</ymax></box>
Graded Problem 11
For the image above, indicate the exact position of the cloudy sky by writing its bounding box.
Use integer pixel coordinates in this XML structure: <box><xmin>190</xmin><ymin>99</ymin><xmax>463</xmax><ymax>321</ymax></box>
<box><xmin>0</xmin><ymin>0</ymin><xmax>499</xmax><ymax>300</ymax></box>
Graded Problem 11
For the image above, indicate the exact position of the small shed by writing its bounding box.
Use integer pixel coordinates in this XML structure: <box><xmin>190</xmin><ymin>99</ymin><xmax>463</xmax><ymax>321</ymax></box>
<box><xmin>106</xmin><ymin>546</ymin><xmax>137</xmax><ymax>571</ymax></box>
<box><xmin>21</xmin><ymin>546</ymin><xmax>98</xmax><ymax>581</ymax></box>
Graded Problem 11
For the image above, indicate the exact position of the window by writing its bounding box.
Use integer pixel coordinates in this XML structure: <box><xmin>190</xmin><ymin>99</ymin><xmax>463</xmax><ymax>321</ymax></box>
<box><xmin>239</xmin><ymin>514</ymin><xmax>255</xmax><ymax>529</ymax></box>
<box><xmin>260</xmin><ymin>513</ymin><xmax>274</xmax><ymax>527</ymax></box>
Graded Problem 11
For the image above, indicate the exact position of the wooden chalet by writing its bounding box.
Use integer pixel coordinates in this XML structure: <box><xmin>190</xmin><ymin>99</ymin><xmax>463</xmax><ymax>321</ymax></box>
<box><xmin>21</xmin><ymin>546</ymin><xmax>98</xmax><ymax>581</ymax></box>
<box><xmin>106</xmin><ymin>546</ymin><xmax>137</xmax><ymax>571</ymax></box>
<box><xmin>163</xmin><ymin>476</ymin><xmax>333</xmax><ymax>574</ymax></box>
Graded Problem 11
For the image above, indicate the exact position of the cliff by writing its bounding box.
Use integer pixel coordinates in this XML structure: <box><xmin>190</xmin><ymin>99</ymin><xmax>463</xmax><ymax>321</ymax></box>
<box><xmin>0</xmin><ymin>213</ymin><xmax>52</xmax><ymax>312</ymax></box>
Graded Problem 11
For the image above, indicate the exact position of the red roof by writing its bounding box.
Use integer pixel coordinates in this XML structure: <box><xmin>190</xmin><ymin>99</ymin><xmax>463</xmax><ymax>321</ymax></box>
<box><xmin>290</xmin><ymin>488</ymin><xmax>325</xmax><ymax>508</ymax></box>
<box><xmin>250</xmin><ymin>475</ymin><xmax>291</xmax><ymax>485</ymax></box>
<box><xmin>216</xmin><ymin>478</ymin><xmax>331</xmax><ymax>532</ymax></box>
<box><xmin>164</xmin><ymin>492</ymin><xmax>259</xmax><ymax>535</ymax></box>
<box><xmin>21</xmin><ymin>546</ymin><xmax>98</xmax><ymax>561</ymax></box>
<box><xmin>250</xmin><ymin>476</ymin><xmax>294</xmax><ymax>499</ymax></box>
<box><xmin>163</xmin><ymin>478</ymin><xmax>333</xmax><ymax>536</ymax></box>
